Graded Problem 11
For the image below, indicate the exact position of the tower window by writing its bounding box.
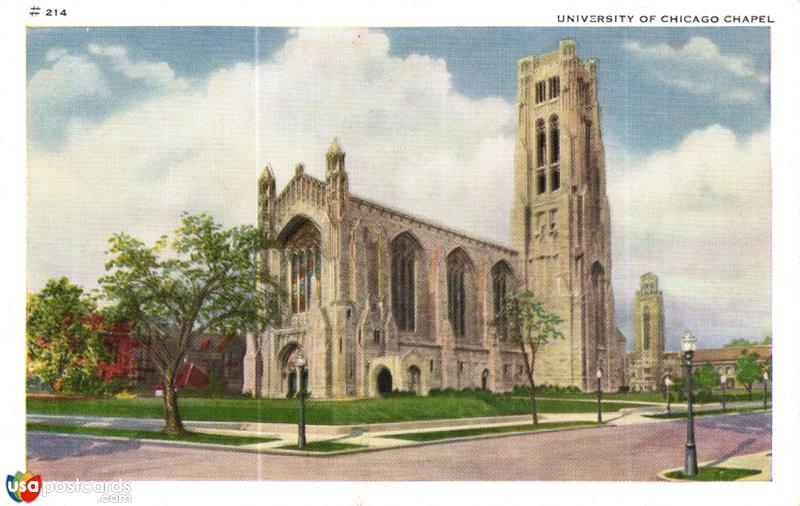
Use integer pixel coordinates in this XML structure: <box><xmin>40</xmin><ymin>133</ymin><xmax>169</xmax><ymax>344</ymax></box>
<box><xmin>373</xmin><ymin>329</ymin><xmax>381</xmax><ymax>344</ymax></box>
<box><xmin>536</xmin><ymin>169</ymin><xmax>546</xmax><ymax>195</ymax></box>
<box><xmin>536</xmin><ymin>119</ymin><xmax>546</xmax><ymax>167</ymax></box>
<box><xmin>550</xmin><ymin>167</ymin><xmax>560</xmax><ymax>191</ymax></box>
<box><xmin>548</xmin><ymin>76</ymin><xmax>560</xmax><ymax>99</ymax></box>
<box><xmin>549</xmin><ymin>115</ymin><xmax>560</xmax><ymax>164</ymax></box>
<box><xmin>642</xmin><ymin>306</ymin><xmax>651</xmax><ymax>351</ymax></box>
<box><xmin>535</xmin><ymin>80</ymin><xmax>546</xmax><ymax>103</ymax></box>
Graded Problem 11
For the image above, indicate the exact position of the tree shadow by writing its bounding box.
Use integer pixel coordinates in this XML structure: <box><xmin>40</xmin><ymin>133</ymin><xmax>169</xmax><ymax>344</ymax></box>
<box><xmin>27</xmin><ymin>433</ymin><xmax>143</xmax><ymax>462</ymax></box>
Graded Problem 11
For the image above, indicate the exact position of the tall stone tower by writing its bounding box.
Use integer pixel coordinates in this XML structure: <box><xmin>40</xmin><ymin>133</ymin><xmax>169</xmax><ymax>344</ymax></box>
<box><xmin>628</xmin><ymin>273</ymin><xmax>665</xmax><ymax>391</ymax></box>
<box><xmin>509</xmin><ymin>39</ymin><xmax>623</xmax><ymax>391</ymax></box>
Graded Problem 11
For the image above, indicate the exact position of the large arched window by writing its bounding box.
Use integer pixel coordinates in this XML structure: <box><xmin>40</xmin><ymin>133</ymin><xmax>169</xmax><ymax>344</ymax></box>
<box><xmin>391</xmin><ymin>232</ymin><xmax>418</xmax><ymax>332</ymax></box>
<box><xmin>491</xmin><ymin>261</ymin><xmax>512</xmax><ymax>339</ymax></box>
<box><xmin>642</xmin><ymin>306</ymin><xmax>651</xmax><ymax>350</ymax></box>
<box><xmin>283</xmin><ymin>219</ymin><xmax>321</xmax><ymax>314</ymax></box>
<box><xmin>447</xmin><ymin>248</ymin><xmax>472</xmax><ymax>338</ymax></box>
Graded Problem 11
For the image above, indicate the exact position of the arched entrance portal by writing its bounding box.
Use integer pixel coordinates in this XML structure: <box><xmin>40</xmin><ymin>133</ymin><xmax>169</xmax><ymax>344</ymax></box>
<box><xmin>407</xmin><ymin>366</ymin><xmax>421</xmax><ymax>394</ymax></box>
<box><xmin>377</xmin><ymin>368</ymin><xmax>393</xmax><ymax>395</ymax></box>
<box><xmin>278</xmin><ymin>342</ymin><xmax>306</xmax><ymax>397</ymax></box>
<box><xmin>481</xmin><ymin>369</ymin><xmax>490</xmax><ymax>391</ymax></box>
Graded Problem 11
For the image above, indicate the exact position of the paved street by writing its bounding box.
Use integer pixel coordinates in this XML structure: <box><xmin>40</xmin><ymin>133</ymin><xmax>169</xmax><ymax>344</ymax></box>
<box><xmin>27</xmin><ymin>411</ymin><xmax>770</xmax><ymax>481</ymax></box>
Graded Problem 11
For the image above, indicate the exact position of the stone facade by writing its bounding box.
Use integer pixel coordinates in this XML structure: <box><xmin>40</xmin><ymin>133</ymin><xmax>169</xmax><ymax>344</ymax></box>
<box><xmin>624</xmin><ymin>273</ymin><xmax>667</xmax><ymax>391</ymax></box>
<box><xmin>243</xmin><ymin>39</ymin><xmax>626</xmax><ymax>398</ymax></box>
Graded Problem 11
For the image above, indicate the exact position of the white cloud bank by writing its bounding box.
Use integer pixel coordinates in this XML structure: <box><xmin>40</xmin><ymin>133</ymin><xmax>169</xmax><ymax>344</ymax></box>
<box><xmin>624</xmin><ymin>36</ymin><xmax>769</xmax><ymax>103</ymax></box>
<box><xmin>87</xmin><ymin>44</ymin><xmax>187</xmax><ymax>91</ymax></box>
<box><xmin>608</xmin><ymin>125</ymin><xmax>771</xmax><ymax>347</ymax></box>
<box><xmin>27</xmin><ymin>28</ymin><xmax>514</xmax><ymax>293</ymax></box>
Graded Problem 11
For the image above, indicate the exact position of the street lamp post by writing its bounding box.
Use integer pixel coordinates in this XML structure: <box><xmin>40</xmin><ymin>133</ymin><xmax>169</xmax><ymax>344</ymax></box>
<box><xmin>762</xmin><ymin>370</ymin><xmax>769</xmax><ymax>411</ymax></box>
<box><xmin>296</xmin><ymin>355</ymin><xmax>307</xmax><ymax>449</ymax></box>
<box><xmin>664</xmin><ymin>376</ymin><xmax>673</xmax><ymax>416</ymax></box>
<box><xmin>720</xmin><ymin>374</ymin><xmax>727</xmax><ymax>411</ymax></box>
<box><xmin>596</xmin><ymin>368</ymin><xmax>603</xmax><ymax>424</ymax></box>
<box><xmin>681</xmin><ymin>330</ymin><xmax>698</xmax><ymax>476</ymax></box>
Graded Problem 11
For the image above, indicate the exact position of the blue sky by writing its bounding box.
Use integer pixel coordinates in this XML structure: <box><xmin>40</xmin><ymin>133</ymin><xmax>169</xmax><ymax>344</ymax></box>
<box><xmin>26</xmin><ymin>27</ymin><xmax>771</xmax><ymax>350</ymax></box>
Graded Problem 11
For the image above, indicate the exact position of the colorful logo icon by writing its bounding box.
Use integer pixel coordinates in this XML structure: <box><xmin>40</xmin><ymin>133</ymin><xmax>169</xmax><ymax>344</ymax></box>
<box><xmin>5</xmin><ymin>472</ymin><xmax>41</xmax><ymax>503</ymax></box>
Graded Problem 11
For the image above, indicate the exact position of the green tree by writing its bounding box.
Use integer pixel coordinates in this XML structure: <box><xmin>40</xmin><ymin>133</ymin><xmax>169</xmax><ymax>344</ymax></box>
<box><xmin>723</xmin><ymin>338</ymin><xmax>755</xmax><ymax>348</ymax></box>
<box><xmin>761</xmin><ymin>334</ymin><xmax>772</xmax><ymax>345</ymax></box>
<box><xmin>99</xmin><ymin>213</ymin><xmax>281</xmax><ymax>433</ymax></box>
<box><xmin>693</xmin><ymin>362</ymin><xmax>721</xmax><ymax>400</ymax></box>
<box><xmin>26</xmin><ymin>277</ymin><xmax>108</xmax><ymax>393</ymax></box>
<box><xmin>735</xmin><ymin>352</ymin><xmax>763</xmax><ymax>401</ymax></box>
<box><xmin>501</xmin><ymin>290</ymin><xmax>564</xmax><ymax>425</ymax></box>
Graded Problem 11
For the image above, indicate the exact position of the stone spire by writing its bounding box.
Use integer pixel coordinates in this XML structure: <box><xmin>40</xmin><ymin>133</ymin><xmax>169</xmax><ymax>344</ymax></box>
<box><xmin>326</xmin><ymin>138</ymin><xmax>346</xmax><ymax>175</ymax></box>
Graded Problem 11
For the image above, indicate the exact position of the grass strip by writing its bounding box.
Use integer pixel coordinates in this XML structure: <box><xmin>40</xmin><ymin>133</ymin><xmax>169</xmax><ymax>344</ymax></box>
<box><xmin>646</xmin><ymin>407</ymin><xmax>768</xmax><ymax>419</ymax></box>
<box><xmin>276</xmin><ymin>440</ymin><xmax>365</xmax><ymax>452</ymax></box>
<box><xmin>26</xmin><ymin>422</ymin><xmax>278</xmax><ymax>446</ymax></box>
<box><xmin>27</xmin><ymin>395</ymin><xmax>645</xmax><ymax>425</ymax></box>
<box><xmin>664</xmin><ymin>467</ymin><xmax>761</xmax><ymax>481</ymax></box>
<box><xmin>384</xmin><ymin>421</ymin><xmax>595</xmax><ymax>442</ymax></box>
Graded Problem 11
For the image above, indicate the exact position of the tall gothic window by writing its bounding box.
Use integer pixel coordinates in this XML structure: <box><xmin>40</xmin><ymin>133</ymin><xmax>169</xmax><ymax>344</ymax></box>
<box><xmin>642</xmin><ymin>306</ymin><xmax>651</xmax><ymax>350</ymax></box>
<box><xmin>549</xmin><ymin>115</ymin><xmax>560</xmax><ymax>194</ymax></box>
<box><xmin>447</xmin><ymin>249</ymin><xmax>471</xmax><ymax>338</ymax></box>
<box><xmin>536</xmin><ymin>119</ymin><xmax>546</xmax><ymax>167</ymax></box>
<box><xmin>286</xmin><ymin>221</ymin><xmax>320</xmax><ymax>314</ymax></box>
<box><xmin>391</xmin><ymin>233</ymin><xmax>417</xmax><ymax>332</ymax></box>
<box><xmin>491</xmin><ymin>262</ymin><xmax>511</xmax><ymax>339</ymax></box>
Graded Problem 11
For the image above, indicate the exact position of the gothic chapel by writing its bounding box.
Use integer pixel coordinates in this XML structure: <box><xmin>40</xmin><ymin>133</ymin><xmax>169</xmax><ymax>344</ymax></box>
<box><xmin>243</xmin><ymin>39</ymin><xmax>626</xmax><ymax>398</ymax></box>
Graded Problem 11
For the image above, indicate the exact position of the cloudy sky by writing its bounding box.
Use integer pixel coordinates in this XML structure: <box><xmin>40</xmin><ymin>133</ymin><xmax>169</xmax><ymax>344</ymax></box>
<box><xmin>26</xmin><ymin>27</ymin><xmax>771</xmax><ymax>351</ymax></box>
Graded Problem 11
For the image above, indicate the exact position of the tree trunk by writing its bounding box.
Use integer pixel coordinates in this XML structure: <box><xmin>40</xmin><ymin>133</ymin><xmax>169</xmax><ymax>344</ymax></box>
<box><xmin>162</xmin><ymin>373</ymin><xmax>185</xmax><ymax>434</ymax></box>
<box><xmin>519</xmin><ymin>334</ymin><xmax>538</xmax><ymax>425</ymax></box>
<box><xmin>748</xmin><ymin>384</ymin><xmax>753</xmax><ymax>401</ymax></box>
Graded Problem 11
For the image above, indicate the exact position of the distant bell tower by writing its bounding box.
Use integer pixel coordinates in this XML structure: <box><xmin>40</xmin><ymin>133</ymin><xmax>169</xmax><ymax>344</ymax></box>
<box><xmin>632</xmin><ymin>273</ymin><xmax>665</xmax><ymax>389</ymax></box>
<box><xmin>509</xmin><ymin>39</ymin><xmax>623</xmax><ymax>391</ymax></box>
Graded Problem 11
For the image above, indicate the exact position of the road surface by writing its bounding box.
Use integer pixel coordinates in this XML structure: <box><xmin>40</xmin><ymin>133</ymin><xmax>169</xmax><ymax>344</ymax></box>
<box><xmin>27</xmin><ymin>411</ymin><xmax>770</xmax><ymax>481</ymax></box>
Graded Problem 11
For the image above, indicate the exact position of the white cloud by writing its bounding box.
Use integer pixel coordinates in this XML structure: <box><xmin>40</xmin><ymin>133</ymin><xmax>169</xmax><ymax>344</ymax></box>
<box><xmin>27</xmin><ymin>28</ymin><xmax>514</xmax><ymax>293</ymax></box>
<box><xmin>624</xmin><ymin>36</ymin><xmax>769</xmax><ymax>103</ymax></box>
<box><xmin>87</xmin><ymin>44</ymin><xmax>187</xmax><ymax>91</ymax></box>
<box><xmin>28</xmin><ymin>51</ymin><xmax>107</xmax><ymax>102</ymax></box>
<box><xmin>607</xmin><ymin>125</ymin><xmax>771</xmax><ymax>346</ymax></box>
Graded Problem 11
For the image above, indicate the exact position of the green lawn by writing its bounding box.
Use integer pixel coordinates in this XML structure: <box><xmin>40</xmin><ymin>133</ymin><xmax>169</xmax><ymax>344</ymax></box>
<box><xmin>646</xmin><ymin>407</ymin><xmax>768</xmax><ymax>419</ymax></box>
<box><xmin>27</xmin><ymin>393</ymin><xmax>645</xmax><ymax>425</ymax></box>
<box><xmin>276</xmin><ymin>441</ymin><xmax>365</xmax><ymax>452</ymax></box>
<box><xmin>384</xmin><ymin>421</ymin><xmax>595</xmax><ymax>442</ymax></box>
<box><xmin>664</xmin><ymin>467</ymin><xmax>761</xmax><ymax>481</ymax></box>
<box><xmin>26</xmin><ymin>422</ymin><xmax>278</xmax><ymax>446</ymax></box>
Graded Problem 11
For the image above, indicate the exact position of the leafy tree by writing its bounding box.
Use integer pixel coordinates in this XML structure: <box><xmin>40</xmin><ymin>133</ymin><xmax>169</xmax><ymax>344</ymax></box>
<box><xmin>26</xmin><ymin>277</ymin><xmax>108</xmax><ymax>393</ymax></box>
<box><xmin>669</xmin><ymin>375</ymin><xmax>687</xmax><ymax>402</ymax></box>
<box><xmin>761</xmin><ymin>334</ymin><xmax>772</xmax><ymax>345</ymax></box>
<box><xmin>693</xmin><ymin>362</ymin><xmax>721</xmax><ymax>392</ymax></box>
<box><xmin>734</xmin><ymin>352</ymin><xmax>763</xmax><ymax>401</ymax></box>
<box><xmin>99</xmin><ymin>213</ymin><xmax>281</xmax><ymax>433</ymax></box>
<box><xmin>723</xmin><ymin>338</ymin><xmax>755</xmax><ymax>348</ymax></box>
<box><xmin>501</xmin><ymin>290</ymin><xmax>564</xmax><ymax>425</ymax></box>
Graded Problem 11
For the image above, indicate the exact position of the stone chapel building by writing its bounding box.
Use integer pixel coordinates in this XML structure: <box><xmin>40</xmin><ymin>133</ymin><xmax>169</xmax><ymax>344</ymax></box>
<box><xmin>243</xmin><ymin>39</ymin><xmax>626</xmax><ymax>398</ymax></box>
